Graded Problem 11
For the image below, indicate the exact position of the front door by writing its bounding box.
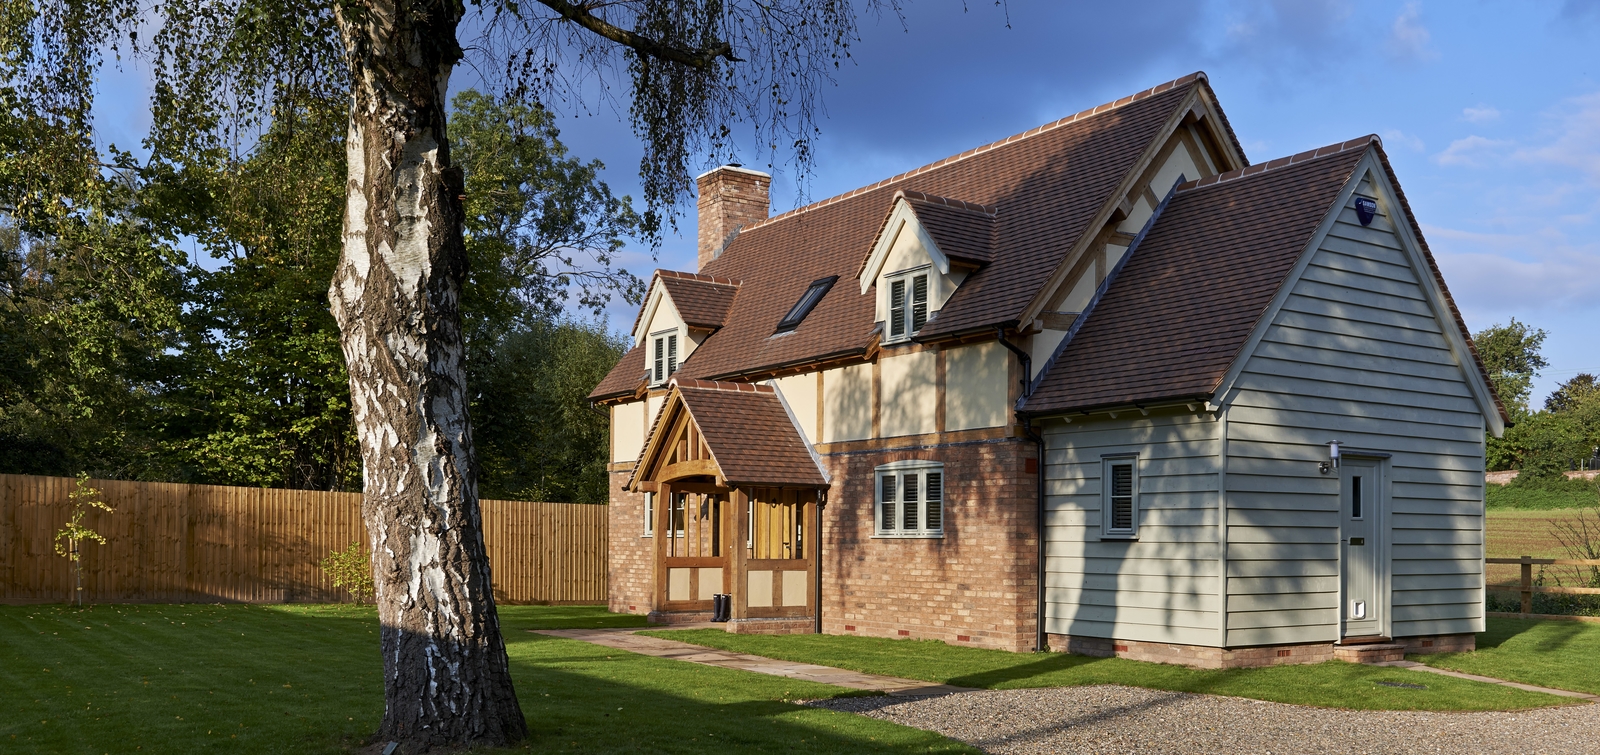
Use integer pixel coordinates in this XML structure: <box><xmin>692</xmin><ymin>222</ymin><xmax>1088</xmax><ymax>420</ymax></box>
<box><xmin>1340</xmin><ymin>458</ymin><xmax>1384</xmax><ymax>638</ymax></box>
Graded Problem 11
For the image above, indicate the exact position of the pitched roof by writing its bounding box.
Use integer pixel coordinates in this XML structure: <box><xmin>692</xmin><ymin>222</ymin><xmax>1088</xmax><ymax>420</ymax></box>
<box><xmin>630</xmin><ymin>379</ymin><xmax>826</xmax><ymax>488</ymax></box>
<box><xmin>591</xmin><ymin>72</ymin><xmax>1245</xmax><ymax>400</ymax></box>
<box><xmin>590</xmin><ymin>343</ymin><xmax>646</xmax><ymax>400</ymax></box>
<box><xmin>1021</xmin><ymin>138</ymin><xmax>1373</xmax><ymax>414</ymax></box>
<box><xmin>656</xmin><ymin>272</ymin><xmax>741</xmax><ymax>330</ymax></box>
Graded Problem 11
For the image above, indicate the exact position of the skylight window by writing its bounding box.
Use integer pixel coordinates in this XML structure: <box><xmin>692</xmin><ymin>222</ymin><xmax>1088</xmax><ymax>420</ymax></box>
<box><xmin>776</xmin><ymin>276</ymin><xmax>837</xmax><ymax>332</ymax></box>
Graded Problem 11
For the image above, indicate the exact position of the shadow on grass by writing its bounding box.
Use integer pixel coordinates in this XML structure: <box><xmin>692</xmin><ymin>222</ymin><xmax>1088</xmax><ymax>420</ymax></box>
<box><xmin>503</xmin><ymin>633</ymin><xmax>974</xmax><ymax>754</ymax></box>
<box><xmin>944</xmin><ymin>652</ymin><xmax>1098</xmax><ymax>688</ymax></box>
<box><xmin>1474</xmin><ymin>616</ymin><xmax>1586</xmax><ymax>653</ymax></box>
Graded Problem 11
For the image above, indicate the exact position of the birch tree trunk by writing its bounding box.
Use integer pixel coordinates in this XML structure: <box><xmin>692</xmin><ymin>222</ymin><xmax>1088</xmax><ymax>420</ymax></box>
<box><xmin>330</xmin><ymin>1</ymin><xmax>526</xmax><ymax>747</ymax></box>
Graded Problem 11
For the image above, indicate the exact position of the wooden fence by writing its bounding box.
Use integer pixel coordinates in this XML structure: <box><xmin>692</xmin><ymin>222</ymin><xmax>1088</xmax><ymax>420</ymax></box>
<box><xmin>1486</xmin><ymin>556</ymin><xmax>1600</xmax><ymax>614</ymax></box>
<box><xmin>0</xmin><ymin>474</ymin><xmax>606</xmax><ymax>605</ymax></box>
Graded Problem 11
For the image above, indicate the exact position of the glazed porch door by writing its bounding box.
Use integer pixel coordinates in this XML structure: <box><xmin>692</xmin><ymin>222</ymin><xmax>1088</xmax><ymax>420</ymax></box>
<box><xmin>740</xmin><ymin>487</ymin><xmax>815</xmax><ymax>619</ymax></box>
<box><xmin>656</xmin><ymin>487</ymin><xmax>727</xmax><ymax>612</ymax></box>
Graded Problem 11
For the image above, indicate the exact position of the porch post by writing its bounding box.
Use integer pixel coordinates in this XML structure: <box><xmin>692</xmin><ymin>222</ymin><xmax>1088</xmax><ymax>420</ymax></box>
<box><xmin>812</xmin><ymin>488</ymin><xmax>825</xmax><ymax>635</ymax></box>
<box><xmin>654</xmin><ymin>482</ymin><xmax>670</xmax><ymax>613</ymax></box>
<box><xmin>730</xmin><ymin>487</ymin><xmax>749</xmax><ymax>621</ymax></box>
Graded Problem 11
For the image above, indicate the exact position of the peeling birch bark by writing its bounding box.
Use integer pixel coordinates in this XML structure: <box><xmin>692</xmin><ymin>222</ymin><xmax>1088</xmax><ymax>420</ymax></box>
<box><xmin>331</xmin><ymin>1</ymin><xmax>525</xmax><ymax>747</ymax></box>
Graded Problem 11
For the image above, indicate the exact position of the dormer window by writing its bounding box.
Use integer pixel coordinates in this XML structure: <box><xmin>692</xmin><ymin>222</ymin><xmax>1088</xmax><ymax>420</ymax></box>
<box><xmin>886</xmin><ymin>269</ymin><xmax>929</xmax><ymax>342</ymax></box>
<box><xmin>651</xmin><ymin>330</ymin><xmax>678</xmax><ymax>385</ymax></box>
<box><xmin>776</xmin><ymin>276</ymin><xmax>837</xmax><ymax>333</ymax></box>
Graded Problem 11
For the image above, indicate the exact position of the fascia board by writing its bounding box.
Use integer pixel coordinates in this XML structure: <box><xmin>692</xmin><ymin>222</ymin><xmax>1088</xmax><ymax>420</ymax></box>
<box><xmin>857</xmin><ymin>199</ymin><xmax>950</xmax><ymax>295</ymax></box>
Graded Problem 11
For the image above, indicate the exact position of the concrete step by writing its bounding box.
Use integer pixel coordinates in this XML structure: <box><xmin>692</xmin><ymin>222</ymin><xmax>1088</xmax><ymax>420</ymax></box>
<box><xmin>1334</xmin><ymin>643</ymin><xmax>1406</xmax><ymax>664</ymax></box>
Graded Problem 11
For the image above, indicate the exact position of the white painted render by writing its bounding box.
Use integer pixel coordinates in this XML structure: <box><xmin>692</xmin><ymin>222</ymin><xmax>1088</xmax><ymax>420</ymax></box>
<box><xmin>611</xmin><ymin>400</ymin><xmax>647</xmax><ymax>463</ymax></box>
<box><xmin>770</xmin><ymin>372</ymin><xmax>819</xmax><ymax>444</ymax></box>
<box><xmin>880</xmin><ymin>351</ymin><xmax>938</xmax><ymax>437</ymax></box>
<box><xmin>822</xmin><ymin>363</ymin><xmax>873</xmax><ymax>442</ymax></box>
<box><xmin>945</xmin><ymin>342</ymin><xmax>1010</xmax><ymax>431</ymax></box>
<box><xmin>1030</xmin><ymin>329</ymin><xmax>1068</xmax><ymax>380</ymax></box>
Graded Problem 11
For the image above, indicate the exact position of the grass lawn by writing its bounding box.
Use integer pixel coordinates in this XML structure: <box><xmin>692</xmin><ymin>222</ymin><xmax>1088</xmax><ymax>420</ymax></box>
<box><xmin>1413</xmin><ymin>617</ymin><xmax>1600</xmax><ymax>695</ymax></box>
<box><xmin>640</xmin><ymin>629</ymin><xmax>1570</xmax><ymax>711</ymax></box>
<box><xmin>0</xmin><ymin>604</ymin><xmax>975</xmax><ymax>754</ymax></box>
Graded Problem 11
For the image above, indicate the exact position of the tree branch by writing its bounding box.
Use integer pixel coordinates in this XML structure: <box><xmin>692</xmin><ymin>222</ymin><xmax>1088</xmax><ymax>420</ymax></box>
<box><xmin>533</xmin><ymin>0</ymin><xmax>741</xmax><ymax>68</ymax></box>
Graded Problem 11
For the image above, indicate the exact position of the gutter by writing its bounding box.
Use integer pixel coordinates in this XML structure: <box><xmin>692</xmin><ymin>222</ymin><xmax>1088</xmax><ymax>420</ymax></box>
<box><xmin>994</xmin><ymin>327</ymin><xmax>1047</xmax><ymax>653</ymax></box>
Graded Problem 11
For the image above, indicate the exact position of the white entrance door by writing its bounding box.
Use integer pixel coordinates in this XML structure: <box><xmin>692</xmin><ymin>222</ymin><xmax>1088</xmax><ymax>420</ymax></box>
<box><xmin>1340</xmin><ymin>459</ymin><xmax>1383</xmax><ymax>638</ymax></box>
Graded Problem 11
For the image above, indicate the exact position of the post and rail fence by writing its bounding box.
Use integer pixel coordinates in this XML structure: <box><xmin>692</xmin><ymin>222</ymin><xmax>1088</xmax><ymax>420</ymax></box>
<box><xmin>0</xmin><ymin>473</ymin><xmax>607</xmax><ymax>606</ymax></box>
<box><xmin>1486</xmin><ymin>556</ymin><xmax>1600</xmax><ymax>616</ymax></box>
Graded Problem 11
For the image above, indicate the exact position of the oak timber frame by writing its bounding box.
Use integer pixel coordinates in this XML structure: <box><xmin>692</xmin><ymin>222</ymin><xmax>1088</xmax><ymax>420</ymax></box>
<box><xmin>632</xmin><ymin>391</ymin><xmax>823</xmax><ymax>625</ymax></box>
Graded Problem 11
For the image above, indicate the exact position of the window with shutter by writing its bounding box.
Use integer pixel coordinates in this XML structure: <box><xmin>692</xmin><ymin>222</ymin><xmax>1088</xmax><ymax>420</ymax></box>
<box><xmin>911</xmin><ymin>274</ymin><xmax>928</xmax><ymax>332</ymax></box>
<box><xmin>924</xmin><ymin>472</ymin><xmax>942</xmax><ymax>531</ymax></box>
<box><xmin>653</xmin><ymin>337</ymin><xmax>665</xmax><ymax>383</ymax></box>
<box><xmin>889</xmin><ymin>279</ymin><xmax>906</xmax><ymax>339</ymax></box>
<box><xmin>667</xmin><ymin>334</ymin><xmax>678</xmax><ymax>376</ymax></box>
<box><xmin>1102</xmin><ymin>457</ymin><xmax>1139</xmax><ymax>538</ymax></box>
<box><xmin>649</xmin><ymin>329</ymin><xmax>680</xmax><ymax>385</ymax></box>
<box><xmin>880</xmin><ymin>474</ymin><xmax>896</xmax><ymax>531</ymax></box>
<box><xmin>902</xmin><ymin>472</ymin><xmax>919</xmax><ymax>530</ymax></box>
<box><xmin>874</xmin><ymin>461</ymin><xmax>945</xmax><ymax>538</ymax></box>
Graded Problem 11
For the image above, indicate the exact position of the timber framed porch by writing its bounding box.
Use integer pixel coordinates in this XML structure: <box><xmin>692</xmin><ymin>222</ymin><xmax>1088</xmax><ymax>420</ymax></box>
<box><xmin>630</xmin><ymin>378</ymin><xmax>829</xmax><ymax>632</ymax></box>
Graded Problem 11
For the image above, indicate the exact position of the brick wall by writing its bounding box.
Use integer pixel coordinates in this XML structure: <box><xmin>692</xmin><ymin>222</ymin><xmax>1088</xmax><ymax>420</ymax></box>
<box><xmin>696</xmin><ymin>167</ymin><xmax>770</xmax><ymax>271</ymax></box>
<box><xmin>607</xmin><ymin>468</ymin><xmax>654</xmax><ymax>615</ymax></box>
<box><xmin>819</xmin><ymin>437</ymin><xmax>1039</xmax><ymax>652</ymax></box>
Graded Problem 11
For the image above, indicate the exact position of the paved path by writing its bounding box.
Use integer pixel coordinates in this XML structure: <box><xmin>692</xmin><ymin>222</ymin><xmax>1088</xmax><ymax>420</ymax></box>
<box><xmin>1374</xmin><ymin>659</ymin><xmax>1600</xmax><ymax>701</ymax></box>
<box><xmin>531</xmin><ymin>626</ymin><xmax>973</xmax><ymax>697</ymax></box>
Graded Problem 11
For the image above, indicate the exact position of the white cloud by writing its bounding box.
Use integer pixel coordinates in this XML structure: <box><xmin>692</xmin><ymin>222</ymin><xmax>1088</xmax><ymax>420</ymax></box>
<box><xmin>1382</xmin><ymin>129</ymin><xmax>1425</xmax><ymax>151</ymax></box>
<box><xmin>1434</xmin><ymin>135</ymin><xmax>1512</xmax><ymax>167</ymax></box>
<box><xmin>1387</xmin><ymin>2</ymin><xmax>1438</xmax><ymax>62</ymax></box>
<box><xmin>1512</xmin><ymin>92</ymin><xmax>1600</xmax><ymax>182</ymax></box>
<box><xmin>1462</xmin><ymin>105</ymin><xmax>1501</xmax><ymax>123</ymax></box>
<box><xmin>1425</xmin><ymin>224</ymin><xmax>1600</xmax><ymax>315</ymax></box>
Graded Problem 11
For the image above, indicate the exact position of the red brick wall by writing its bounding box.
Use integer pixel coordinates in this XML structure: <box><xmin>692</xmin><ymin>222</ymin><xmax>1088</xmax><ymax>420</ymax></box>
<box><xmin>607</xmin><ymin>468</ymin><xmax>654</xmax><ymax>615</ymax></box>
<box><xmin>819</xmin><ymin>438</ymin><xmax>1039</xmax><ymax>652</ymax></box>
<box><xmin>696</xmin><ymin>168</ymin><xmax>770</xmax><ymax>271</ymax></box>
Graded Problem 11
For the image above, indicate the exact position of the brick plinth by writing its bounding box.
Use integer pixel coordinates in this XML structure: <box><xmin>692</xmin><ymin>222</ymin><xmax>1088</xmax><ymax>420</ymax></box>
<box><xmin>820</xmin><ymin>438</ymin><xmax>1039</xmax><ymax>652</ymax></box>
<box><xmin>1049</xmin><ymin>634</ymin><xmax>1337</xmax><ymax>669</ymax></box>
<box><xmin>1333</xmin><ymin>643</ymin><xmax>1406</xmax><ymax>664</ymax></box>
<box><xmin>1395</xmin><ymin>633</ymin><xmax>1474</xmax><ymax>655</ymax></box>
<box><xmin>648</xmin><ymin>610</ymin><xmax>714</xmax><ymax>625</ymax></box>
<box><xmin>607</xmin><ymin>467</ymin><xmax>654</xmax><ymax>616</ymax></box>
<box><xmin>727</xmin><ymin>617</ymin><xmax>815</xmax><ymax>635</ymax></box>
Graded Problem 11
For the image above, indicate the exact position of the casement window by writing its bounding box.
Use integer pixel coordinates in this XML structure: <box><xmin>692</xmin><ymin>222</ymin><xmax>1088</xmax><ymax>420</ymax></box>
<box><xmin>885</xmin><ymin>269</ymin><xmax>930</xmax><ymax>342</ymax></box>
<box><xmin>642</xmin><ymin>492</ymin><xmax>654</xmax><ymax>537</ymax></box>
<box><xmin>1101</xmin><ymin>455</ymin><xmax>1139</xmax><ymax>539</ymax></box>
<box><xmin>668</xmin><ymin>492</ymin><xmax>687</xmax><ymax>538</ymax></box>
<box><xmin>874</xmin><ymin>460</ymin><xmax>945</xmax><ymax>538</ymax></box>
<box><xmin>651</xmin><ymin>330</ymin><xmax>678</xmax><ymax>385</ymax></box>
<box><xmin>776</xmin><ymin>276</ymin><xmax>838</xmax><ymax>332</ymax></box>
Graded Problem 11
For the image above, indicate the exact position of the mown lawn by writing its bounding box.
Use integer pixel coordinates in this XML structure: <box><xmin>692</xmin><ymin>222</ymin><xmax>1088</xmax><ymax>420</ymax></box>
<box><xmin>0</xmin><ymin>604</ymin><xmax>975</xmax><ymax>754</ymax></box>
<box><xmin>640</xmin><ymin>629</ymin><xmax>1570</xmax><ymax>711</ymax></box>
<box><xmin>1414</xmin><ymin>617</ymin><xmax>1600</xmax><ymax>695</ymax></box>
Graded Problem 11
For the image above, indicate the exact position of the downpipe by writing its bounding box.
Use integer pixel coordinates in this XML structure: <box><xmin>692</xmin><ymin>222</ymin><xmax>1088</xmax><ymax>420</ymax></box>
<box><xmin>994</xmin><ymin>327</ymin><xmax>1049</xmax><ymax>652</ymax></box>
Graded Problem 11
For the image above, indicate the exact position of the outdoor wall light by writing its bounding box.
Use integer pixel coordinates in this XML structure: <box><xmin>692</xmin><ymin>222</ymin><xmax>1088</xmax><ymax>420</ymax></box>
<box><xmin>1319</xmin><ymin>441</ymin><xmax>1342</xmax><ymax>475</ymax></box>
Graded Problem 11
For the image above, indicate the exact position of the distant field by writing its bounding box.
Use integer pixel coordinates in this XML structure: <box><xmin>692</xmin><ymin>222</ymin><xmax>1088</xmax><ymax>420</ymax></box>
<box><xmin>1486</xmin><ymin>481</ymin><xmax>1598</xmax><ymax>510</ymax></box>
<box><xmin>1485</xmin><ymin>508</ymin><xmax>1597</xmax><ymax>588</ymax></box>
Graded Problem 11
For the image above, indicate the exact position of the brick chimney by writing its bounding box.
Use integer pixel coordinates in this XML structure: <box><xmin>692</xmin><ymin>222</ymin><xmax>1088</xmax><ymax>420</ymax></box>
<box><xmin>696</xmin><ymin>165</ymin><xmax>770</xmax><ymax>271</ymax></box>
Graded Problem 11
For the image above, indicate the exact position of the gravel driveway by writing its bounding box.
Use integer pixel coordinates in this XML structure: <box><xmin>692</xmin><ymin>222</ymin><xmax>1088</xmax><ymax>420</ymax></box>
<box><xmin>809</xmin><ymin>685</ymin><xmax>1600</xmax><ymax>754</ymax></box>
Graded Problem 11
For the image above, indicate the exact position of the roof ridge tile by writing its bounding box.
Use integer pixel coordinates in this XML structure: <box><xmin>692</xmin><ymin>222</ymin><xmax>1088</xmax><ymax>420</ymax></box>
<box><xmin>896</xmin><ymin>190</ymin><xmax>998</xmax><ymax>217</ymax></box>
<box><xmin>656</xmin><ymin>269</ymin><xmax>741</xmax><ymax>286</ymax></box>
<box><xmin>1179</xmin><ymin>135</ymin><xmax>1378</xmax><ymax>193</ymax></box>
<box><xmin>727</xmin><ymin>72</ymin><xmax>1207</xmax><ymax>236</ymax></box>
<box><xmin>671</xmin><ymin>376</ymin><xmax>775</xmax><ymax>394</ymax></box>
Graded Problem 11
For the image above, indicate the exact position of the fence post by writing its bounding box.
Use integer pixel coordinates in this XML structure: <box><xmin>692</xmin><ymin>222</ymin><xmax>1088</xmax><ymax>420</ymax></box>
<box><xmin>1520</xmin><ymin>556</ymin><xmax>1533</xmax><ymax>615</ymax></box>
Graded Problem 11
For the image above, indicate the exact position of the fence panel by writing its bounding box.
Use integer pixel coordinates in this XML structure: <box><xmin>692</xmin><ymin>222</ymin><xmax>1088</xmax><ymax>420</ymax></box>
<box><xmin>0</xmin><ymin>474</ymin><xmax>606</xmax><ymax>605</ymax></box>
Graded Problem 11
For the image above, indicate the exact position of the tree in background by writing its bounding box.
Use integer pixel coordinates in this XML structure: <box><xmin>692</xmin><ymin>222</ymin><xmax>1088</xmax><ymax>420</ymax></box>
<box><xmin>7</xmin><ymin>1</ymin><xmax>890</xmax><ymax>746</ymax></box>
<box><xmin>1475</xmin><ymin>317</ymin><xmax>1548</xmax><ymax>415</ymax></box>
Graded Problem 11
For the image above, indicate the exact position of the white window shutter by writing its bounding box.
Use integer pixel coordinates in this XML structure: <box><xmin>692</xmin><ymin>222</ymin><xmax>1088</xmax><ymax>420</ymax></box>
<box><xmin>880</xmin><ymin>474</ymin><xmax>896</xmax><ymax>531</ymax></box>
<box><xmin>911</xmin><ymin>274</ymin><xmax>928</xmax><ymax>332</ymax></box>
<box><xmin>667</xmin><ymin>334</ymin><xmax>678</xmax><ymax>376</ymax></box>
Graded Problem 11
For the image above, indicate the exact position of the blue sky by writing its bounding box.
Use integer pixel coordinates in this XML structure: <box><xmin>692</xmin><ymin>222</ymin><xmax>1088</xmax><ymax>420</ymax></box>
<box><xmin>92</xmin><ymin>0</ymin><xmax>1600</xmax><ymax>406</ymax></box>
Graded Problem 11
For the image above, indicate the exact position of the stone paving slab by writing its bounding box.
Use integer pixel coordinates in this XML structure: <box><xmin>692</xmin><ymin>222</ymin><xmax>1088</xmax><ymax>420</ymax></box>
<box><xmin>1374</xmin><ymin>660</ymin><xmax>1600</xmax><ymax>700</ymax></box>
<box><xmin>532</xmin><ymin>627</ymin><xmax>973</xmax><ymax>697</ymax></box>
